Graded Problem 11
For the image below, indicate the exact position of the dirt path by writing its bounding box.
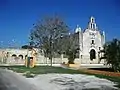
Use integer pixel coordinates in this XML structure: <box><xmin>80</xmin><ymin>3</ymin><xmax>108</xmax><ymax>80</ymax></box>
<box><xmin>83</xmin><ymin>69</ymin><xmax>120</xmax><ymax>77</ymax></box>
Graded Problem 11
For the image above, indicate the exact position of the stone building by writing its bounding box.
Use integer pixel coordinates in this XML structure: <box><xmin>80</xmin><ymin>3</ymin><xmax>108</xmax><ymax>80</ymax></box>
<box><xmin>75</xmin><ymin>16</ymin><xmax>105</xmax><ymax>64</ymax></box>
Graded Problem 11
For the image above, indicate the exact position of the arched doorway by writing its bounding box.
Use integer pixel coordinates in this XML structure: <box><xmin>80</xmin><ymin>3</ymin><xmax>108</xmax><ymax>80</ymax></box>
<box><xmin>90</xmin><ymin>49</ymin><xmax>96</xmax><ymax>60</ymax></box>
<box><xmin>18</xmin><ymin>55</ymin><xmax>23</xmax><ymax>60</ymax></box>
<box><xmin>12</xmin><ymin>54</ymin><xmax>17</xmax><ymax>60</ymax></box>
<box><xmin>12</xmin><ymin>54</ymin><xmax>17</xmax><ymax>58</ymax></box>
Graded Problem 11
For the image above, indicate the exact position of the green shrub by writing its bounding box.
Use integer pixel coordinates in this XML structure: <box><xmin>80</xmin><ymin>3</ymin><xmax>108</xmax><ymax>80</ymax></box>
<box><xmin>66</xmin><ymin>50</ymin><xmax>76</xmax><ymax>64</ymax></box>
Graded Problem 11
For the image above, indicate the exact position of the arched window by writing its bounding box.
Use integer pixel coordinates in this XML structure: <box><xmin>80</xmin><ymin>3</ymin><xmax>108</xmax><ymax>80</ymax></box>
<box><xmin>92</xmin><ymin>40</ymin><xmax>94</xmax><ymax>44</ymax></box>
<box><xmin>91</xmin><ymin>24</ymin><xmax>92</xmax><ymax>29</ymax></box>
<box><xmin>92</xmin><ymin>18</ymin><xmax>94</xmax><ymax>23</ymax></box>
<box><xmin>93</xmin><ymin>24</ymin><xmax>95</xmax><ymax>29</ymax></box>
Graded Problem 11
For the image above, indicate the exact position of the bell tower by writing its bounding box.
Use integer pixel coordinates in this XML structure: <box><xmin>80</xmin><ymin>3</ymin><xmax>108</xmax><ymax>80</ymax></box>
<box><xmin>88</xmin><ymin>16</ymin><xmax>97</xmax><ymax>30</ymax></box>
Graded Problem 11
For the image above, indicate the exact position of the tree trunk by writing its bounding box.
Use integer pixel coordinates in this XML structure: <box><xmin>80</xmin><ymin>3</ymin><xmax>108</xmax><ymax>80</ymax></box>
<box><xmin>50</xmin><ymin>57</ymin><xmax>52</xmax><ymax>66</ymax></box>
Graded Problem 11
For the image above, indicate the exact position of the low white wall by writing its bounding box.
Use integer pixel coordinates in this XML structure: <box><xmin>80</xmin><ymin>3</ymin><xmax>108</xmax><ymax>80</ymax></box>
<box><xmin>0</xmin><ymin>54</ymin><xmax>105</xmax><ymax>65</ymax></box>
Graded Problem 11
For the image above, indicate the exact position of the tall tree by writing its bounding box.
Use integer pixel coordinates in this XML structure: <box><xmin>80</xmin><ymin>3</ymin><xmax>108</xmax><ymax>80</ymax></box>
<box><xmin>29</xmin><ymin>15</ymin><xmax>69</xmax><ymax>66</ymax></box>
<box><xmin>104</xmin><ymin>38</ymin><xmax>120</xmax><ymax>72</ymax></box>
<box><xmin>66</xmin><ymin>33</ymin><xmax>78</xmax><ymax>64</ymax></box>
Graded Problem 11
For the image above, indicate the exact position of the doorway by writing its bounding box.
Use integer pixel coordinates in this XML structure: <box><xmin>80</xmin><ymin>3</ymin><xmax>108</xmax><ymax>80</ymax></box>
<box><xmin>90</xmin><ymin>49</ymin><xmax>96</xmax><ymax>60</ymax></box>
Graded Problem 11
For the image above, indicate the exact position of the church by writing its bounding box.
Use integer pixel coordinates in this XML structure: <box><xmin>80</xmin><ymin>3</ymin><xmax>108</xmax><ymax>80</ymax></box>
<box><xmin>74</xmin><ymin>16</ymin><xmax>105</xmax><ymax>64</ymax></box>
<box><xmin>0</xmin><ymin>16</ymin><xmax>106</xmax><ymax>65</ymax></box>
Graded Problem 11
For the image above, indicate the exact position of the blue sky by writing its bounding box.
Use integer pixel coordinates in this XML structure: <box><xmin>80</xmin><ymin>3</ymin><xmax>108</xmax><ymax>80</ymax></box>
<box><xmin>0</xmin><ymin>0</ymin><xmax>120</xmax><ymax>47</ymax></box>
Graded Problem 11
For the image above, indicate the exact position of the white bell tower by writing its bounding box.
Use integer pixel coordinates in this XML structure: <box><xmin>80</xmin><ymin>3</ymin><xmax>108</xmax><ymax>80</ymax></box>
<box><xmin>88</xmin><ymin>16</ymin><xmax>97</xmax><ymax>30</ymax></box>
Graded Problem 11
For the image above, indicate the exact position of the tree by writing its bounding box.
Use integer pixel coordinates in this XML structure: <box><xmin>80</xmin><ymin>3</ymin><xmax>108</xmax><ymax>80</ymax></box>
<box><xmin>29</xmin><ymin>15</ymin><xmax>69</xmax><ymax>66</ymax></box>
<box><xmin>53</xmin><ymin>32</ymin><xmax>79</xmax><ymax>64</ymax></box>
<box><xmin>65</xmin><ymin>33</ymin><xmax>78</xmax><ymax>64</ymax></box>
<box><xmin>104</xmin><ymin>38</ymin><xmax>120</xmax><ymax>72</ymax></box>
<box><xmin>21</xmin><ymin>45</ymin><xmax>32</xmax><ymax>49</ymax></box>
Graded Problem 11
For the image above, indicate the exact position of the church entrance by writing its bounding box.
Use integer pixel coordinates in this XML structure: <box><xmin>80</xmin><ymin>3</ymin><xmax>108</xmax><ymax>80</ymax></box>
<box><xmin>90</xmin><ymin>49</ymin><xmax>96</xmax><ymax>60</ymax></box>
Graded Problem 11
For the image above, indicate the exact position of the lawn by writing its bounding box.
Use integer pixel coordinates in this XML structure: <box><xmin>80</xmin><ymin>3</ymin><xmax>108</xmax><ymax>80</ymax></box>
<box><xmin>0</xmin><ymin>65</ymin><xmax>120</xmax><ymax>88</ymax></box>
<box><xmin>0</xmin><ymin>65</ymin><xmax>84</xmax><ymax>74</ymax></box>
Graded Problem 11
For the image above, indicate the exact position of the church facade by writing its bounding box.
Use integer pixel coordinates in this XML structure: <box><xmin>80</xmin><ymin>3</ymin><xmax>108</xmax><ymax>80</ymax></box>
<box><xmin>75</xmin><ymin>16</ymin><xmax>105</xmax><ymax>64</ymax></box>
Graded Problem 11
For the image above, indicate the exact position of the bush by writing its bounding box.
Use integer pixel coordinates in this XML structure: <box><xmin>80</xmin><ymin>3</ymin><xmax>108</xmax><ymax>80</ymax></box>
<box><xmin>66</xmin><ymin>50</ymin><xmax>75</xmax><ymax>64</ymax></box>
